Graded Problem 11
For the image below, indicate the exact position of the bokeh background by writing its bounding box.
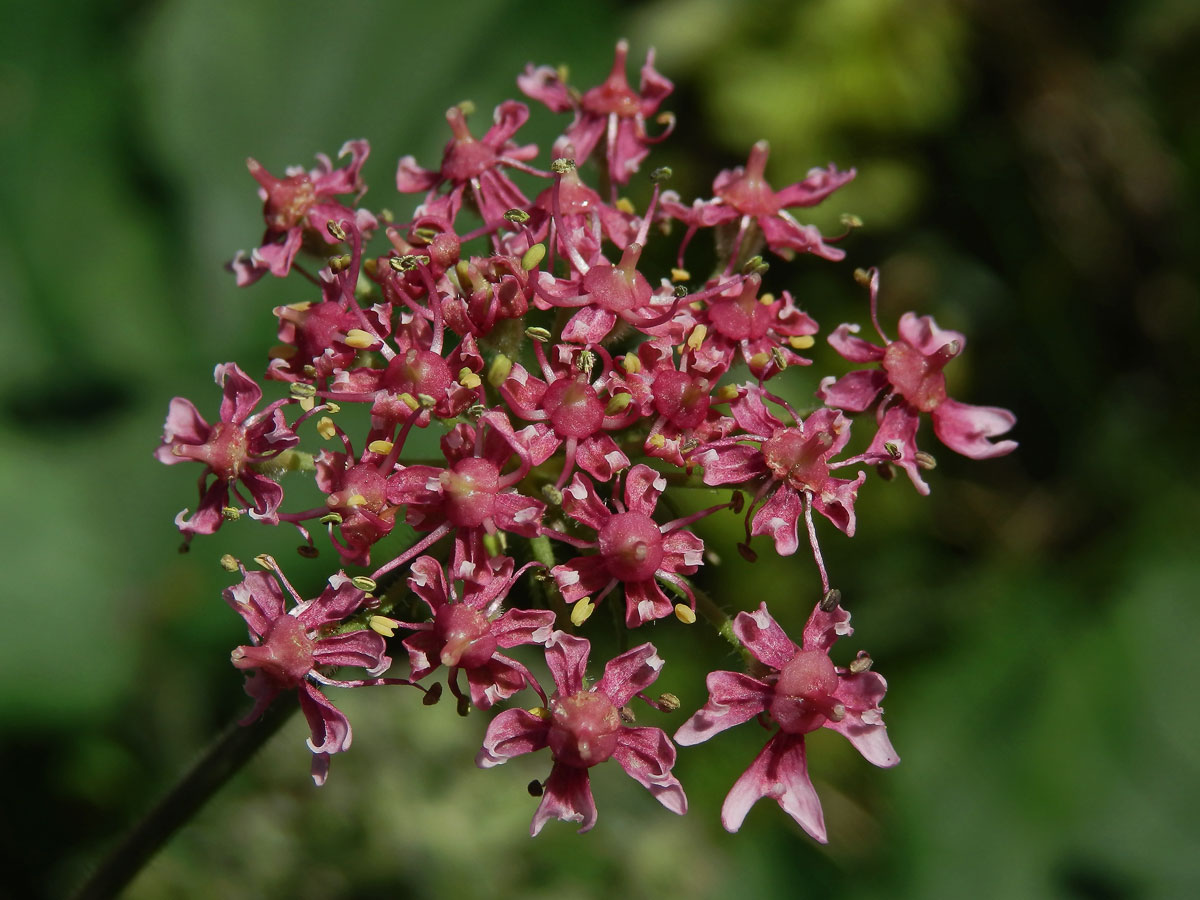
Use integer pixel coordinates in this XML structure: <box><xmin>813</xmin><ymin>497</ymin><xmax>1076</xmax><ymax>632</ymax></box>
<box><xmin>4</xmin><ymin>0</ymin><xmax>1199</xmax><ymax>897</ymax></box>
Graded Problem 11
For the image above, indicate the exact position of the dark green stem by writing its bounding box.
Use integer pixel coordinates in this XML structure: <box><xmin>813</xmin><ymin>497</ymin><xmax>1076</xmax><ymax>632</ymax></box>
<box><xmin>71</xmin><ymin>699</ymin><xmax>296</xmax><ymax>900</ymax></box>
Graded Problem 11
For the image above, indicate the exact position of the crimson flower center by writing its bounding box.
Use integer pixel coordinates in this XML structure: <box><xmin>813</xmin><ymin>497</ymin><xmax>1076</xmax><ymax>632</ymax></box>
<box><xmin>198</xmin><ymin>422</ymin><xmax>250</xmax><ymax>479</ymax></box>
<box><xmin>230</xmin><ymin>614</ymin><xmax>315</xmax><ymax>686</ymax></box>
<box><xmin>770</xmin><ymin>649</ymin><xmax>844</xmax><ymax>735</ymax></box>
<box><xmin>653</xmin><ymin>370</ymin><xmax>711</xmax><ymax>428</ymax></box>
<box><xmin>435</xmin><ymin>604</ymin><xmax>497</xmax><ymax>669</ymax></box>
<box><xmin>598</xmin><ymin>511</ymin><xmax>665</xmax><ymax>582</ymax></box>
<box><xmin>383</xmin><ymin>348</ymin><xmax>453</xmax><ymax>399</ymax></box>
<box><xmin>882</xmin><ymin>342</ymin><xmax>948</xmax><ymax>413</ymax></box>
<box><xmin>548</xmin><ymin>690</ymin><xmax>621</xmax><ymax>768</ymax></box>
<box><xmin>439</xmin><ymin>457</ymin><xmax>500</xmax><ymax>527</ymax></box>
<box><xmin>762</xmin><ymin>427</ymin><xmax>832</xmax><ymax>490</ymax></box>
<box><xmin>544</xmin><ymin>378</ymin><xmax>605</xmax><ymax>439</ymax></box>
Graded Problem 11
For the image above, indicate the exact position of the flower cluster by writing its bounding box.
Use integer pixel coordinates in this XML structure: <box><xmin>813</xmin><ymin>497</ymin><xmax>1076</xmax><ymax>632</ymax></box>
<box><xmin>157</xmin><ymin>44</ymin><xmax>1015</xmax><ymax>838</ymax></box>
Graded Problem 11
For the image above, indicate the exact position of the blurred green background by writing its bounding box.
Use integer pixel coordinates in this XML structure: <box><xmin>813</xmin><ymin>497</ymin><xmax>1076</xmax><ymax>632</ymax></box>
<box><xmin>4</xmin><ymin>0</ymin><xmax>1199</xmax><ymax>897</ymax></box>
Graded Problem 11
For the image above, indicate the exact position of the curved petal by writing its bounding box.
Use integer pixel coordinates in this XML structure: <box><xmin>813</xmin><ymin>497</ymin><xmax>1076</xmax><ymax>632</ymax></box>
<box><xmin>532</xmin><ymin>764</ymin><xmax>597</xmax><ymax>836</ymax></box>
<box><xmin>612</xmin><ymin>726</ymin><xmax>687</xmax><ymax>815</ymax></box>
<box><xmin>596</xmin><ymin>642</ymin><xmax>664</xmax><ymax>706</ymax></box>
<box><xmin>750</xmin><ymin>485</ymin><xmax>802</xmax><ymax>556</ymax></box>
<box><xmin>215</xmin><ymin>362</ymin><xmax>262</xmax><ymax>425</ymax></box>
<box><xmin>931</xmin><ymin>398</ymin><xmax>1018</xmax><ymax>460</ymax></box>
<box><xmin>544</xmin><ymin>630</ymin><xmax>591</xmax><ymax>695</ymax></box>
<box><xmin>476</xmin><ymin>707</ymin><xmax>549</xmax><ymax>768</ymax></box>
<box><xmin>732</xmin><ymin>603</ymin><xmax>797</xmax><ymax>670</ymax></box>
<box><xmin>721</xmin><ymin>733</ymin><xmax>825</xmax><ymax>841</ymax></box>
<box><xmin>674</xmin><ymin>671</ymin><xmax>771</xmax><ymax>746</ymax></box>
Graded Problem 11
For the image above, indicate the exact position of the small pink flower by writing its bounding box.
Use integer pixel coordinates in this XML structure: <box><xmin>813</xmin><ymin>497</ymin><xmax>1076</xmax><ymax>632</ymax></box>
<box><xmin>225</xmin><ymin>558</ymin><xmax>391</xmax><ymax>785</ymax></box>
<box><xmin>477</xmin><ymin>631</ymin><xmax>686</xmax><ymax>834</ymax></box>
<box><xmin>520</xmin><ymin>40</ymin><xmax>674</xmax><ymax>185</ymax></box>
<box><xmin>675</xmin><ymin>601</ymin><xmax>897</xmax><ymax>839</ymax></box>
<box><xmin>231</xmin><ymin>140</ymin><xmax>375</xmax><ymax>285</ymax></box>
<box><xmin>396</xmin><ymin>101</ymin><xmax>539</xmax><ymax>230</ymax></box>
<box><xmin>661</xmin><ymin>140</ymin><xmax>853</xmax><ymax>265</ymax></box>
<box><xmin>400</xmin><ymin>555</ymin><xmax>554</xmax><ymax>710</ymax></box>
<box><xmin>550</xmin><ymin>465</ymin><xmax>705</xmax><ymax>627</ymax></box>
<box><xmin>696</xmin><ymin>387</ymin><xmax>865</xmax><ymax>556</ymax></box>
<box><xmin>818</xmin><ymin>268</ymin><xmax>1017</xmax><ymax>486</ymax></box>
<box><xmin>156</xmin><ymin>363</ymin><xmax>298</xmax><ymax>538</ymax></box>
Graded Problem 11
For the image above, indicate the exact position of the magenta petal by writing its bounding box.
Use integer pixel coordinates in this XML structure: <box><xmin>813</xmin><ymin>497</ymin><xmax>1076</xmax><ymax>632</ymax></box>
<box><xmin>215</xmin><ymin>362</ymin><xmax>262</xmax><ymax>424</ymax></box>
<box><xmin>596</xmin><ymin>643</ymin><xmax>664</xmax><ymax>706</ymax></box>
<box><xmin>544</xmin><ymin>630</ymin><xmax>591</xmax><ymax>696</ymax></box>
<box><xmin>298</xmin><ymin>681</ymin><xmax>352</xmax><ymax>779</ymax></box>
<box><xmin>476</xmin><ymin>707</ymin><xmax>550</xmax><ymax>768</ymax></box>
<box><xmin>395</xmin><ymin>154</ymin><xmax>439</xmax><ymax>193</ymax></box>
<box><xmin>532</xmin><ymin>764</ymin><xmax>597</xmax><ymax>835</ymax></box>
<box><xmin>674</xmin><ymin>671</ymin><xmax>772</xmax><ymax>746</ymax></box>
<box><xmin>750</xmin><ymin>486</ymin><xmax>803</xmax><ymax>556</ymax></box>
<box><xmin>223</xmin><ymin>571</ymin><xmax>287</xmax><ymax>638</ymax></box>
<box><xmin>312</xmin><ymin>630</ymin><xmax>389</xmax><ymax>676</ymax></box>
<box><xmin>561</xmin><ymin>306</ymin><xmax>618</xmax><ymax>344</ymax></box>
<box><xmin>931</xmin><ymin>398</ymin><xmax>1018</xmax><ymax>459</ymax></box>
<box><xmin>817</xmin><ymin>369</ymin><xmax>888</xmax><ymax>412</ymax></box>
<box><xmin>827</xmin><ymin>323</ymin><xmax>885</xmax><ymax>363</ymax></box>
<box><xmin>732</xmin><ymin>603</ymin><xmax>798</xmax><ymax>670</ymax></box>
<box><xmin>774</xmin><ymin>164</ymin><xmax>856</xmax><ymax>208</ymax></box>
<box><xmin>721</xmin><ymin>733</ymin><xmax>826</xmax><ymax>841</ymax></box>
<box><xmin>552</xmin><ymin>555</ymin><xmax>612</xmax><ymax>605</ymax></box>
<box><xmin>158</xmin><ymin>397</ymin><xmax>209</xmax><ymax>453</ymax></box>
<box><xmin>623</xmin><ymin>464</ymin><xmax>667</xmax><ymax>516</ymax></box>
<box><xmin>612</xmin><ymin>726</ymin><xmax>687</xmax><ymax>815</ymax></box>
<box><xmin>826</xmin><ymin>708</ymin><xmax>900</xmax><ymax>769</ymax></box>
<box><xmin>492</xmin><ymin>608</ymin><xmax>556</xmax><ymax>649</ymax></box>
<box><xmin>402</xmin><ymin>629</ymin><xmax>440</xmax><ymax>681</ymax></box>
<box><xmin>622</xmin><ymin>579</ymin><xmax>675</xmax><ymax>628</ymax></box>
<box><xmin>696</xmin><ymin>443</ymin><xmax>767</xmax><ymax>486</ymax></box>
<box><xmin>574</xmin><ymin>434</ymin><xmax>629</xmax><ymax>482</ymax></box>
<box><xmin>241</xmin><ymin>472</ymin><xmax>285</xmax><ymax>524</ymax></box>
<box><xmin>897</xmin><ymin>311</ymin><xmax>966</xmax><ymax>357</ymax></box>
<box><xmin>561</xmin><ymin>472</ymin><xmax>611</xmax><ymax>532</ymax></box>
<box><xmin>466</xmin><ymin>655</ymin><xmax>529</xmax><ymax>709</ymax></box>
<box><xmin>493</xmin><ymin>492</ymin><xmax>545</xmax><ymax>537</ymax></box>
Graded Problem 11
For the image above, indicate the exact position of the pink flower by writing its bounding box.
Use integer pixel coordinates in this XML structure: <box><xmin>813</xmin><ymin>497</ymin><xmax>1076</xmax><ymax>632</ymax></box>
<box><xmin>675</xmin><ymin>601</ymin><xmax>897</xmax><ymax>839</ymax></box>
<box><xmin>396</xmin><ymin>101</ymin><xmax>539</xmax><ymax>230</ymax></box>
<box><xmin>224</xmin><ymin>558</ymin><xmax>391</xmax><ymax>785</ymax></box>
<box><xmin>156</xmin><ymin>363</ymin><xmax>298</xmax><ymax>538</ymax></box>
<box><xmin>231</xmin><ymin>140</ymin><xmax>375</xmax><ymax>285</ymax></box>
<box><xmin>549</xmin><ymin>465</ymin><xmax>705</xmax><ymax>627</ymax></box>
<box><xmin>477</xmin><ymin>632</ymin><xmax>686</xmax><ymax>834</ymax></box>
<box><xmin>695</xmin><ymin>387</ymin><xmax>865</xmax><ymax>556</ymax></box>
<box><xmin>520</xmin><ymin>40</ymin><xmax>674</xmax><ymax>185</ymax></box>
<box><xmin>660</xmin><ymin>140</ymin><xmax>853</xmax><ymax>265</ymax></box>
<box><xmin>400</xmin><ymin>555</ymin><xmax>555</xmax><ymax>710</ymax></box>
<box><xmin>818</xmin><ymin>268</ymin><xmax>1018</xmax><ymax>486</ymax></box>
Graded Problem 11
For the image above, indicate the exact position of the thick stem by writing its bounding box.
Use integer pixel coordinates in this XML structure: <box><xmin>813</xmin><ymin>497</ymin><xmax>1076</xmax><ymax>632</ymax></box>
<box><xmin>71</xmin><ymin>699</ymin><xmax>296</xmax><ymax>900</ymax></box>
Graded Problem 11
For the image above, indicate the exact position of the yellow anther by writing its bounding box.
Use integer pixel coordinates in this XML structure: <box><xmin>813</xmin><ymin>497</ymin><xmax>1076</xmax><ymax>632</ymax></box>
<box><xmin>367</xmin><ymin>439</ymin><xmax>394</xmax><ymax>455</ymax></box>
<box><xmin>528</xmin><ymin>706</ymin><xmax>551</xmax><ymax>720</ymax></box>
<box><xmin>268</xmin><ymin>344</ymin><xmax>298</xmax><ymax>360</ymax></box>
<box><xmin>674</xmin><ymin>603</ymin><xmax>697</xmax><ymax>624</ymax></box>
<box><xmin>324</xmin><ymin>402</ymin><xmax>341</xmax><ymax>414</ymax></box>
<box><xmin>458</xmin><ymin>368</ymin><xmax>482</xmax><ymax>390</ymax></box>
<box><xmin>854</xmin><ymin>268</ymin><xmax>873</xmax><ymax>287</ymax></box>
<box><xmin>615</xmin><ymin>197</ymin><xmax>635</xmax><ymax>215</ymax></box>
<box><xmin>299</xmin><ymin>396</ymin><xmax>315</xmax><ymax>412</ymax></box>
<box><xmin>221</xmin><ymin>506</ymin><xmax>241</xmax><ymax>521</ymax></box>
<box><xmin>289</xmin><ymin>382</ymin><xmax>317</xmax><ymax>398</ymax></box>
<box><xmin>647</xmin><ymin>433</ymin><xmax>667</xmax><ymax>450</ymax></box>
<box><xmin>686</xmin><ymin>324</ymin><xmax>707</xmax><ymax>351</ymax></box>
<box><xmin>788</xmin><ymin>334</ymin><xmax>815</xmax><ymax>350</ymax></box>
<box><xmin>319</xmin><ymin>512</ymin><xmax>343</xmax><ymax>525</ymax></box>
<box><xmin>399</xmin><ymin>392</ymin><xmax>420</xmax><ymax>411</ymax></box>
<box><xmin>760</xmin><ymin>292</ymin><xmax>776</xmax><ymax>305</ymax></box>
<box><xmin>346</xmin><ymin>493</ymin><xmax>367</xmax><ymax>508</ymax></box>
<box><xmin>253</xmin><ymin>554</ymin><xmax>273</xmax><ymax>570</ymax></box>
<box><xmin>716</xmin><ymin>384</ymin><xmax>740</xmax><ymax>402</ymax></box>
<box><xmin>351</xmin><ymin>575</ymin><xmax>378</xmax><ymax>592</ymax></box>
<box><xmin>605</xmin><ymin>393</ymin><xmax>632</xmax><ymax>416</ymax></box>
<box><xmin>621</xmin><ymin>354</ymin><xmax>642</xmax><ymax>374</ymax></box>
<box><xmin>369</xmin><ymin>615</ymin><xmax>400</xmax><ymax>637</ymax></box>
<box><xmin>748</xmin><ymin>352</ymin><xmax>770</xmax><ymax>371</ymax></box>
<box><xmin>344</xmin><ymin>329</ymin><xmax>376</xmax><ymax>349</ymax></box>
<box><xmin>525</xmin><ymin>326</ymin><xmax>551</xmax><ymax>343</ymax></box>
<box><xmin>488</xmin><ymin>353</ymin><xmax>513</xmax><ymax>387</ymax></box>
<box><xmin>219</xmin><ymin>553</ymin><xmax>238</xmax><ymax>572</ymax></box>
<box><xmin>670</xmin><ymin>267</ymin><xmax>690</xmax><ymax>283</ymax></box>
<box><xmin>570</xmin><ymin>596</ymin><xmax>595</xmax><ymax>627</ymax></box>
<box><xmin>286</xmin><ymin>301</ymin><xmax>313</xmax><ymax>312</ymax></box>
<box><xmin>840</xmin><ymin>213</ymin><xmax>863</xmax><ymax>229</ymax></box>
<box><xmin>521</xmin><ymin>243</ymin><xmax>547</xmax><ymax>271</ymax></box>
<box><xmin>316</xmin><ymin>416</ymin><xmax>337</xmax><ymax>440</ymax></box>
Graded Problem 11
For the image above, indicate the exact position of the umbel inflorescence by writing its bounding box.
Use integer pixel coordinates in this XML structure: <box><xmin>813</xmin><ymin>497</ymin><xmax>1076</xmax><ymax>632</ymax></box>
<box><xmin>157</xmin><ymin>42</ymin><xmax>1016</xmax><ymax>841</ymax></box>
